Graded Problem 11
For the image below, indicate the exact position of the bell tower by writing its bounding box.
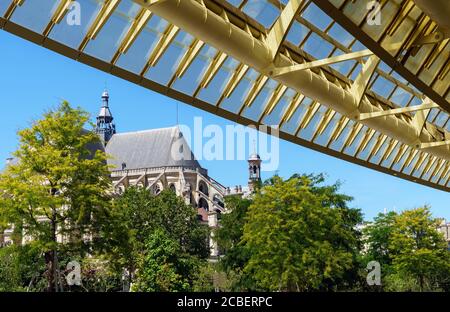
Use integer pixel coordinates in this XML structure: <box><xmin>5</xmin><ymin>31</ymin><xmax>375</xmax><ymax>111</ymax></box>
<box><xmin>95</xmin><ymin>90</ymin><xmax>116</xmax><ymax>145</ymax></box>
<box><xmin>248</xmin><ymin>151</ymin><xmax>261</xmax><ymax>192</ymax></box>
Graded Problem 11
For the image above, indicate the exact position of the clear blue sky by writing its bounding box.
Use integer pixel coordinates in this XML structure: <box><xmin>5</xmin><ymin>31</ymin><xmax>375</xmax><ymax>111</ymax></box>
<box><xmin>0</xmin><ymin>30</ymin><xmax>448</xmax><ymax>221</ymax></box>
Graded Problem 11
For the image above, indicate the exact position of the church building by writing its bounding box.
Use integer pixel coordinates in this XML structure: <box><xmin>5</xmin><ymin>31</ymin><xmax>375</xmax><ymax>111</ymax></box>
<box><xmin>1</xmin><ymin>91</ymin><xmax>262</xmax><ymax>257</ymax></box>
<box><xmin>94</xmin><ymin>91</ymin><xmax>261</xmax><ymax>257</ymax></box>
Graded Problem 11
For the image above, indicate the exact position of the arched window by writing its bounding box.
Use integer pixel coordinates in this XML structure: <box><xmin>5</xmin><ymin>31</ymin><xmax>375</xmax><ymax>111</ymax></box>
<box><xmin>198</xmin><ymin>180</ymin><xmax>209</xmax><ymax>196</ymax></box>
<box><xmin>116</xmin><ymin>185</ymin><xmax>125</xmax><ymax>195</ymax></box>
<box><xmin>169</xmin><ymin>183</ymin><xmax>176</xmax><ymax>193</ymax></box>
<box><xmin>213</xmin><ymin>194</ymin><xmax>224</xmax><ymax>208</ymax></box>
<box><xmin>215</xmin><ymin>209</ymin><xmax>222</xmax><ymax>220</ymax></box>
<box><xmin>151</xmin><ymin>183</ymin><xmax>162</xmax><ymax>195</ymax></box>
<box><xmin>198</xmin><ymin>198</ymin><xmax>209</xmax><ymax>211</ymax></box>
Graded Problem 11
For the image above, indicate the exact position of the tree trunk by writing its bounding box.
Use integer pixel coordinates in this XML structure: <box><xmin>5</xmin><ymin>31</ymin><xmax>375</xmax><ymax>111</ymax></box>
<box><xmin>46</xmin><ymin>213</ymin><xmax>58</xmax><ymax>292</ymax></box>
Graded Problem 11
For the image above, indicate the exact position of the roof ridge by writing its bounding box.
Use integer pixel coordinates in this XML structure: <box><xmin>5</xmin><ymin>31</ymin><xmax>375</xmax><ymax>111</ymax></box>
<box><xmin>113</xmin><ymin>126</ymin><xmax>178</xmax><ymax>136</ymax></box>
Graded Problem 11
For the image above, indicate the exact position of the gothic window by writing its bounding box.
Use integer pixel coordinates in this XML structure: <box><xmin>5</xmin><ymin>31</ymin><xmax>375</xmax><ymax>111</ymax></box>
<box><xmin>199</xmin><ymin>180</ymin><xmax>209</xmax><ymax>196</ymax></box>
<box><xmin>169</xmin><ymin>183</ymin><xmax>176</xmax><ymax>193</ymax></box>
<box><xmin>213</xmin><ymin>194</ymin><xmax>224</xmax><ymax>208</ymax></box>
<box><xmin>199</xmin><ymin>198</ymin><xmax>209</xmax><ymax>211</ymax></box>
<box><xmin>215</xmin><ymin>209</ymin><xmax>222</xmax><ymax>220</ymax></box>
<box><xmin>151</xmin><ymin>183</ymin><xmax>162</xmax><ymax>195</ymax></box>
<box><xmin>116</xmin><ymin>184</ymin><xmax>125</xmax><ymax>195</ymax></box>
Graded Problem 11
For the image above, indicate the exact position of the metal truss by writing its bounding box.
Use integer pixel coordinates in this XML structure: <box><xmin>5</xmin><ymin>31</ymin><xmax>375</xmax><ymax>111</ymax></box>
<box><xmin>0</xmin><ymin>0</ymin><xmax>449</xmax><ymax>191</ymax></box>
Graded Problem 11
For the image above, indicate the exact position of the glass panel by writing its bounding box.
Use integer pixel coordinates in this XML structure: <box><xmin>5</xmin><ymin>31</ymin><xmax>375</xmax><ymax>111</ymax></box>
<box><xmin>84</xmin><ymin>2</ymin><xmax>141</xmax><ymax>62</ymax></box>
<box><xmin>356</xmin><ymin>132</ymin><xmax>380</xmax><ymax>161</ymax></box>
<box><xmin>327</xmin><ymin>23</ymin><xmax>354</xmax><ymax>48</ymax></box>
<box><xmin>439</xmin><ymin>167</ymin><xmax>449</xmax><ymax>186</ymax></box>
<box><xmin>226</xmin><ymin>0</ymin><xmax>243</xmax><ymax>7</ymax></box>
<box><xmin>220</xmin><ymin>68</ymin><xmax>259</xmax><ymax>113</ymax></box>
<box><xmin>286</xmin><ymin>21</ymin><xmax>310</xmax><ymax>46</ymax></box>
<box><xmin>172</xmin><ymin>45</ymin><xmax>217</xmax><ymax>95</ymax></box>
<box><xmin>302</xmin><ymin>33</ymin><xmax>334</xmax><ymax>60</ymax></box>
<box><xmin>422</xmin><ymin>159</ymin><xmax>439</xmax><ymax>181</ymax></box>
<box><xmin>197</xmin><ymin>57</ymin><xmax>240</xmax><ymax>105</ymax></box>
<box><xmin>116</xmin><ymin>16</ymin><xmax>168</xmax><ymax>74</ymax></box>
<box><xmin>390</xmin><ymin>87</ymin><xmax>412</xmax><ymax>107</ymax></box>
<box><xmin>392</xmin><ymin>148</ymin><xmax>411</xmax><ymax>172</ymax></box>
<box><xmin>313</xmin><ymin>112</ymin><xmax>342</xmax><ymax>147</ymax></box>
<box><xmin>11</xmin><ymin>0</ymin><xmax>59</xmax><ymax>33</ymax></box>
<box><xmin>431</xmin><ymin>163</ymin><xmax>446</xmax><ymax>184</ymax></box>
<box><xmin>145</xmin><ymin>31</ymin><xmax>194</xmax><ymax>86</ymax></box>
<box><xmin>302</xmin><ymin>3</ymin><xmax>332</xmax><ymax>31</ymax></box>
<box><xmin>412</xmin><ymin>156</ymin><xmax>429</xmax><ymax>178</ymax></box>
<box><xmin>329</xmin><ymin>120</ymin><xmax>355</xmax><ymax>151</ymax></box>
<box><xmin>369</xmin><ymin>138</ymin><xmax>390</xmax><ymax>165</ymax></box>
<box><xmin>298</xmin><ymin>105</ymin><xmax>327</xmax><ymax>141</ymax></box>
<box><xmin>262</xmin><ymin>89</ymin><xmax>296</xmax><ymax>126</ymax></box>
<box><xmin>49</xmin><ymin>0</ymin><xmax>103</xmax><ymax>48</ymax></box>
<box><xmin>381</xmin><ymin>143</ymin><xmax>401</xmax><ymax>168</ymax></box>
<box><xmin>281</xmin><ymin>98</ymin><xmax>313</xmax><ymax>135</ymax></box>
<box><xmin>343</xmin><ymin>126</ymin><xmax>367</xmax><ymax>156</ymax></box>
<box><xmin>434</xmin><ymin>111</ymin><xmax>449</xmax><ymax>128</ymax></box>
<box><xmin>402</xmin><ymin>152</ymin><xmax>420</xmax><ymax>175</ymax></box>
<box><xmin>330</xmin><ymin>50</ymin><xmax>356</xmax><ymax>76</ymax></box>
<box><xmin>242</xmin><ymin>0</ymin><xmax>280</xmax><ymax>28</ymax></box>
<box><xmin>371</xmin><ymin>76</ymin><xmax>395</xmax><ymax>99</ymax></box>
<box><xmin>0</xmin><ymin>1</ymin><xmax>11</xmax><ymax>16</ymax></box>
<box><xmin>243</xmin><ymin>79</ymin><xmax>278</xmax><ymax>121</ymax></box>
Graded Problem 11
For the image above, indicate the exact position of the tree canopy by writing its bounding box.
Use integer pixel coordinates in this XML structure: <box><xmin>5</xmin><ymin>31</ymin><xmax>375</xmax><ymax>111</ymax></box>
<box><xmin>0</xmin><ymin>102</ymin><xmax>111</xmax><ymax>291</ymax></box>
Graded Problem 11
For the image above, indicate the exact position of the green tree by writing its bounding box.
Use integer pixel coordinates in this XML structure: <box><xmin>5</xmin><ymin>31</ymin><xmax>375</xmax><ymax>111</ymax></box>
<box><xmin>388</xmin><ymin>207</ymin><xmax>450</xmax><ymax>291</ymax></box>
<box><xmin>242</xmin><ymin>174</ymin><xmax>362</xmax><ymax>291</ymax></box>
<box><xmin>0</xmin><ymin>243</ymin><xmax>47</xmax><ymax>291</ymax></box>
<box><xmin>102</xmin><ymin>187</ymin><xmax>209</xmax><ymax>288</ymax></box>
<box><xmin>214</xmin><ymin>195</ymin><xmax>254</xmax><ymax>289</ymax></box>
<box><xmin>363</xmin><ymin>211</ymin><xmax>397</xmax><ymax>267</ymax></box>
<box><xmin>133</xmin><ymin>229</ymin><xmax>201</xmax><ymax>292</ymax></box>
<box><xmin>0</xmin><ymin>102</ymin><xmax>111</xmax><ymax>291</ymax></box>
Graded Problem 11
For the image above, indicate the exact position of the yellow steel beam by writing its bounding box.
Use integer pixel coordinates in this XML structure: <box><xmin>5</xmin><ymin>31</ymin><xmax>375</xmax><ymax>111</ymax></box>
<box><xmin>358</xmin><ymin>101</ymin><xmax>440</xmax><ymax>121</ymax></box>
<box><xmin>4</xmin><ymin>0</ymin><xmax>24</xmax><ymax>20</ymax></box>
<box><xmin>132</xmin><ymin>0</ymin><xmax>450</xmax><ymax>164</ymax></box>
<box><xmin>43</xmin><ymin>0</ymin><xmax>72</xmax><ymax>37</ymax></box>
<box><xmin>265</xmin><ymin>0</ymin><xmax>305</xmax><ymax>59</ymax></box>
<box><xmin>419</xmin><ymin>140</ymin><xmax>450</xmax><ymax>150</ymax></box>
<box><xmin>270</xmin><ymin>49</ymin><xmax>374</xmax><ymax>77</ymax></box>
<box><xmin>350</xmin><ymin>55</ymin><xmax>380</xmax><ymax>110</ymax></box>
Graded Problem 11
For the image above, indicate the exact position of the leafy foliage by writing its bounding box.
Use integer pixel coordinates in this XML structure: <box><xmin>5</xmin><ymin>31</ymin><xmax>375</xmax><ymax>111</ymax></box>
<box><xmin>102</xmin><ymin>187</ymin><xmax>210</xmax><ymax>289</ymax></box>
<box><xmin>133</xmin><ymin>229</ymin><xmax>201</xmax><ymax>292</ymax></box>
<box><xmin>216</xmin><ymin>174</ymin><xmax>363</xmax><ymax>291</ymax></box>
<box><xmin>364</xmin><ymin>207</ymin><xmax>450</xmax><ymax>291</ymax></box>
<box><xmin>389</xmin><ymin>207</ymin><xmax>450</xmax><ymax>291</ymax></box>
<box><xmin>0</xmin><ymin>102</ymin><xmax>112</xmax><ymax>291</ymax></box>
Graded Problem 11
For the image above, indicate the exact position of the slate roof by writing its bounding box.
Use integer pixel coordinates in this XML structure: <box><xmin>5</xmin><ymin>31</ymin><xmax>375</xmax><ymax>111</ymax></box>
<box><xmin>105</xmin><ymin>126</ymin><xmax>202</xmax><ymax>171</ymax></box>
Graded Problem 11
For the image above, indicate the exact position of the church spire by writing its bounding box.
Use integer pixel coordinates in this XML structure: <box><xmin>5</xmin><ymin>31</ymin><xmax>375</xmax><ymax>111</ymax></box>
<box><xmin>248</xmin><ymin>142</ymin><xmax>261</xmax><ymax>192</ymax></box>
<box><xmin>95</xmin><ymin>90</ymin><xmax>116</xmax><ymax>145</ymax></box>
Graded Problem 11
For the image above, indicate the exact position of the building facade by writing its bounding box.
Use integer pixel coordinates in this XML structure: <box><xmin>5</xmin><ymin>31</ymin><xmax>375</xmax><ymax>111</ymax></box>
<box><xmin>0</xmin><ymin>91</ymin><xmax>261</xmax><ymax>257</ymax></box>
<box><xmin>95</xmin><ymin>91</ymin><xmax>258</xmax><ymax>256</ymax></box>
